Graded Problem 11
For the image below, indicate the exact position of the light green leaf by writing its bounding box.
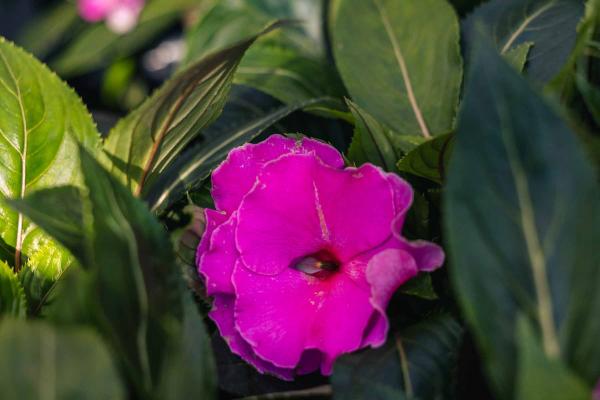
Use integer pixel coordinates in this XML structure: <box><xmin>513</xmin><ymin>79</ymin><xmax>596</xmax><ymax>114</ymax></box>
<box><xmin>504</xmin><ymin>42</ymin><xmax>533</xmax><ymax>72</ymax></box>
<box><xmin>445</xmin><ymin>33</ymin><xmax>600</xmax><ymax>399</ymax></box>
<box><xmin>516</xmin><ymin>317</ymin><xmax>590</xmax><ymax>400</ymax></box>
<box><xmin>102</xmin><ymin>23</ymin><xmax>285</xmax><ymax>198</ymax></box>
<box><xmin>397</xmin><ymin>133</ymin><xmax>454</xmax><ymax>184</ymax></box>
<box><xmin>0</xmin><ymin>319</ymin><xmax>125</xmax><ymax>400</ymax></box>
<box><xmin>331</xmin><ymin>0</ymin><xmax>462</xmax><ymax>137</ymax></box>
<box><xmin>12</xmin><ymin>148</ymin><xmax>217</xmax><ymax>398</ymax></box>
<box><xmin>463</xmin><ymin>0</ymin><xmax>584</xmax><ymax>82</ymax></box>
<box><xmin>332</xmin><ymin>314</ymin><xmax>462</xmax><ymax>400</ymax></box>
<box><xmin>0</xmin><ymin>38</ymin><xmax>99</xmax><ymax>277</ymax></box>
<box><xmin>0</xmin><ymin>260</ymin><xmax>26</xmax><ymax>317</ymax></box>
<box><xmin>50</xmin><ymin>0</ymin><xmax>199</xmax><ymax>77</ymax></box>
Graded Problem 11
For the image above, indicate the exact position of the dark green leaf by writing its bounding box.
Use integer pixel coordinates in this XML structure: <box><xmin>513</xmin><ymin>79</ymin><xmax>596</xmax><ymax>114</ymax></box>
<box><xmin>346</xmin><ymin>100</ymin><xmax>422</xmax><ymax>171</ymax></box>
<box><xmin>0</xmin><ymin>38</ymin><xmax>99</xmax><ymax>276</ymax></box>
<box><xmin>50</xmin><ymin>0</ymin><xmax>198</xmax><ymax>77</ymax></box>
<box><xmin>332</xmin><ymin>314</ymin><xmax>462</xmax><ymax>400</ymax></box>
<box><xmin>397</xmin><ymin>133</ymin><xmax>454</xmax><ymax>184</ymax></box>
<box><xmin>516</xmin><ymin>317</ymin><xmax>590</xmax><ymax>400</ymax></box>
<box><xmin>102</xmin><ymin>22</ymin><xmax>285</xmax><ymax>198</ymax></box>
<box><xmin>445</xmin><ymin>34</ymin><xmax>600</xmax><ymax>399</ymax></box>
<box><xmin>0</xmin><ymin>319</ymin><xmax>125</xmax><ymax>400</ymax></box>
<box><xmin>0</xmin><ymin>261</ymin><xmax>26</xmax><ymax>317</ymax></box>
<box><xmin>235</xmin><ymin>38</ymin><xmax>346</xmax><ymax>109</ymax></box>
<box><xmin>463</xmin><ymin>0</ymin><xmax>584</xmax><ymax>82</ymax></box>
<box><xmin>332</xmin><ymin>0</ymin><xmax>462</xmax><ymax>137</ymax></box>
<box><xmin>398</xmin><ymin>274</ymin><xmax>438</xmax><ymax>300</ymax></box>
<box><xmin>17</xmin><ymin>1</ymin><xmax>80</xmax><ymax>59</ymax></box>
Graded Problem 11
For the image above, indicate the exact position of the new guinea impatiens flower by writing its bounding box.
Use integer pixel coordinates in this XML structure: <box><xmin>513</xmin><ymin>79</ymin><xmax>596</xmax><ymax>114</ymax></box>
<box><xmin>196</xmin><ymin>134</ymin><xmax>444</xmax><ymax>379</ymax></box>
<box><xmin>78</xmin><ymin>0</ymin><xmax>144</xmax><ymax>33</ymax></box>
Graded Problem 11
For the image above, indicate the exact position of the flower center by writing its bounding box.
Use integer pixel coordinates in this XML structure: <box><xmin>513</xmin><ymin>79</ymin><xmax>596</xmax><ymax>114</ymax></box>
<box><xmin>293</xmin><ymin>250</ymin><xmax>340</xmax><ymax>278</ymax></box>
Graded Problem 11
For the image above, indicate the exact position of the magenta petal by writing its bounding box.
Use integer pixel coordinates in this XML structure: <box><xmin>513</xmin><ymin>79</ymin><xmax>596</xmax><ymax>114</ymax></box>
<box><xmin>78</xmin><ymin>0</ymin><xmax>115</xmax><ymax>21</ymax></box>
<box><xmin>198</xmin><ymin>215</ymin><xmax>238</xmax><ymax>295</ymax></box>
<box><xmin>232</xmin><ymin>260</ymin><xmax>374</xmax><ymax>374</ymax></box>
<box><xmin>387</xmin><ymin>173</ymin><xmax>413</xmax><ymax>231</ymax></box>
<box><xmin>209</xmin><ymin>295</ymin><xmax>294</xmax><ymax>380</ymax></box>
<box><xmin>196</xmin><ymin>209</ymin><xmax>227</xmax><ymax>261</ymax></box>
<box><xmin>398</xmin><ymin>239</ymin><xmax>445</xmax><ymax>272</ymax></box>
<box><xmin>211</xmin><ymin>135</ymin><xmax>344</xmax><ymax>215</ymax></box>
<box><xmin>236</xmin><ymin>154</ymin><xmax>395</xmax><ymax>275</ymax></box>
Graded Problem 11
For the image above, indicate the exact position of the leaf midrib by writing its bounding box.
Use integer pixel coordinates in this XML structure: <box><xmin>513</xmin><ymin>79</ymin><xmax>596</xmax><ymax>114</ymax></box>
<box><xmin>498</xmin><ymin>101</ymin><xmax>561</xmax><ymax>358</ymax></box>
<box><xmin>371</xmin><ymin>0</ymin><xmax>431</xmax><ymax>138</ymax></box>
<box><xmin>500</xmin><ymin>1</ymin><xmax>557</xmax><ymax>54</ymax></box>
<box><xmin>0</xmin><ymin>48</ymin><xmax>29</xmax><ymax>271</ymax></box>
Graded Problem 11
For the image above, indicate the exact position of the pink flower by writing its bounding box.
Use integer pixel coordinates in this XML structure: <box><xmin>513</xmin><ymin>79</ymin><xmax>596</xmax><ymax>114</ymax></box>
<box><xmin>77</xmin><ymin>0</ymin><xmax>144</xmax><ymax>33</ymax></box>
<box><xmin>594</xmin><ymin>380</ymin><xmax>600</xmax><ymax>400</ymax></box>
<box><xmin>196</xmin><ymin>134</ymin><xmax>444</xmax><ymax>379</ymax></box>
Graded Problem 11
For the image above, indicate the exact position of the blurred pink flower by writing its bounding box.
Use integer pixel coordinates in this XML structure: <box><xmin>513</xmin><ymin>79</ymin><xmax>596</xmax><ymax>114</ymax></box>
<box><xmin>196</xmin><ymin>134</ymin><xmax>444</xmax><ymax>379</ymax></box>
<box><xmin>594</xmin><ymin>380</ymin><xmax>600</xmax><ymax>400</ymax></box>
<box><xmin>77</xmin><ymin>0</ymin><xmax>144</xmax><ymax>33</ymax></box>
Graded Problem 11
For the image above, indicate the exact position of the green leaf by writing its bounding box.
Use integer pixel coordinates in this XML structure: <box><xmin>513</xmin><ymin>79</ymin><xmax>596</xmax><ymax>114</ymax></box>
<box><xmin>516</xmin><ymin>317</ymin><xmax>590</xmax><ymax>400</ymax></box>
<box><xmin>332</xmin><ymin>314</ymin><xmax>462</xmax><ymax>400</ymax></box>
<box><xmin>235</xmin><ymin>38</ymin><xmax>346</xmax><ymax>108</ymax></box>
<box><xmin>50</xmin><ymin>0</ymin><xmax>198</xmax><ymax>77</ymax></box>
<box><xmin>548</xmin><ymin>0</ymin><xmax>599</xmax><ymax>100</ymax></box>
<box><xmin>445</xmin><ymin>34</ymin><xmax>600</xmax><ymax>399</ymax></box>
<box><xmin>504</xmin><ymin>42</ymin><xmax>533</xmax><ymax>72</ymax></box>
<box><xmin>185</xmin><ymin>0</ymin><xmax>325</xmax><ymax>63</ymax></box>
<box><xmin>16</xmin><ymin>1</ymin><xmax>80</xmax><ymax>59</ymax></box>
<box><xmin>0</xmin><ymin>319</ymin><xmax>125</xmax><ymax>400</ymax></box>
<box><xmin>463</xmin><ymin>0</ymin><xmax>585</xmax><ymax>82</ymax></box>
<box><xmin>331</xmin><ymin>0</ymin><xmax>462</xmax><ymax>137</ymax></box>
<box><xmin>102</xmin><ymin>23</ymin><xmax>285</xmax><ymax>198</ymax></box>
<box><xmin>397</xmin><ymin>133</ymin><xmax>454</xmax><ymax>184</ymax></box>
<box><xmin>0</xmin><ymin>261</ymin><xmax>26</xmax><ymax>317</ymax></box>
<box><xmin>0</xmin><ymin>38</ymin><xmax>99</xmax><ymax>275</ymax></box>
<box><xmin>398</xmin><ymin>274</ymin><xmax>438</xmax><ymax>300</ymax></box>
<box><xmin>158</xmin><ymin>294</ymin><xmax>217</xmax><ymax>400</ymax></box>
<box><xmin>146</xmin><ymin>93</ymin><xmax>335</xmax><ymax>213</ymax></box>
<box><xmin>12</xmin><ymin>148</ymin><xmax>184</xmax><ymax>397</ymax></box>
<box><xmin>346</xmin><ymin>100</ymin><xmax>421</xmax><ymax>171</ymax></box>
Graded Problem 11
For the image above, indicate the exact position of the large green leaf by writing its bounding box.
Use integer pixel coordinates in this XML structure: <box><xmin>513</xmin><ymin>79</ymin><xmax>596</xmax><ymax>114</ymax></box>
<box><xmin>332</xmin><ymin>314</ymin><xmax>462</xmax><ymax>400</ymax></box>
<box><xmin>516</xmin><ymin>317</ymin><xmax>590</xmax><ymax>400</ymax></box>
<box><xmin>445</xmin><ymin>34</ymin><xmax>600</xmax><ymax>399</ymax></box>
<box><xmin>0</xmin><ymin>38</ymin><xmax>99</xmax><ymax>276</ymax></box>
<box><xmin>10</xmin><ymin>148</ymin><xmax>216</xmax><ymax>399</ymax></box>
<box><xmin>50</xmin><ymin>0</ymin><xmax>199</xmax><ymax>77</ymax></box>
<box><xmin>0</xmin><ymin>260</ymin><xmax>26</xmax><ymax>317</ymax></box>
<box><xmin>463</xmin><ymin>0</ymin><xmax>585</xmax><ymax>83</ymax></box>
<box><xmin>331</xmin><ymin>0</ymin><xmax>462</xmax><ymax>137</ymax></box>
<box><xmin>102</xmin><ymin>23</ymin><xmax>284</xmax><ymax>198</ymax></box>
<box><xmin>146</xmin><ymin>92</ymin><xmax>336</xmax><ymax>213</ymax></box>
<box><xmin>0</xmin><ymin>319</ymin><xmax>125</xmax><ymax>400</ymax></box>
